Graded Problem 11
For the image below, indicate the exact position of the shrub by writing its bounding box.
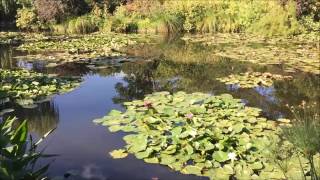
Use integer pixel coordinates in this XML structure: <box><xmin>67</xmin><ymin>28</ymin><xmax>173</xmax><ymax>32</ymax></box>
<box><xmin>50</xmin><ymin>23</ymin><xmax>68</xmax><ymax>34</ymax></box>
<box><xmin>100</xmin><ymin>19</ymin><xmax>113</xmax><ymax>33</ymax></box>
<box><xmin>34</xmin><ymin>0</ymin><xmax>89</xmax><ymax>23</ymax></box>
<box><xmin>249</xmin><ymin>1</ymin><xmax>302</xmax><ymax>36</ymax></box>
<box><xmin>111</xmin><ymin>5</ymin><xmax>138</xmax><ymax>32</ymax></box>
<box><xmin>66</xmin><ymin>15</ymin><xmax>101</xmax><ymax>34</ymax></box>
<box><xmin>151</xmin><ymin>11</ymin><xmax>184</xmax><ymax>33</ymax></box>
<box><xmin>16</xmin><ymin>7</ymin><xmax>38</xmax><ymax>31</ymax></box>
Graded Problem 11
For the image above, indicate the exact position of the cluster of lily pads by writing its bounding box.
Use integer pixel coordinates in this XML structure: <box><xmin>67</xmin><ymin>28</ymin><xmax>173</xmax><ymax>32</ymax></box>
<box><xmin>0</xmin><ymin>69</ymin><xmax>80</xmax><ymax>108</ymax></box>
<box><xmin>0</xmin><ymin>32</ymin><xmax>47</xmax><ymax>45</ymax></box>
<box><xmin>16</xmin><ymin>33</ymin><xmax>153</xmax><ymax>62</ymax></box>
<box><xmin>216</xmin><ymin>72</ymin><xmax>293</xmax><ymax>88</ymax></box>
<box><xmin>94</xmin><ymin>91</ymin><xmax>315</xmax><ymax>179</ymax></box>
<box><xmin>182</xmin><ymin>34</ymin><xmax>320</xmax><ymax>74</ymax></box>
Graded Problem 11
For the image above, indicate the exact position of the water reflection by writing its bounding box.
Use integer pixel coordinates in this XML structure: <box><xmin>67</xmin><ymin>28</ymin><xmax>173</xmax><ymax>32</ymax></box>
<box><xmin>112</xmin><ymin>57</ymin><xmax>319</xmax><ymax>120</ymax></box>
<box><xmin>4</xmin><ymin>101</ymin><xmax>59</xmax><ymax>137</ymax></box>
<box><xmin>0</xmin><ymin>44</ymin><xmax>15</xmax><ymax>69</ymax></box>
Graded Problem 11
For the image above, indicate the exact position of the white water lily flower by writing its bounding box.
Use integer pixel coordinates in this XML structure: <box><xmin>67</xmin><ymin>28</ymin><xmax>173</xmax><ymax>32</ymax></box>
<box><xmin>228</xmin><ymin>152</ymin><xmax>237</xmax><ymax>161</ymax></box>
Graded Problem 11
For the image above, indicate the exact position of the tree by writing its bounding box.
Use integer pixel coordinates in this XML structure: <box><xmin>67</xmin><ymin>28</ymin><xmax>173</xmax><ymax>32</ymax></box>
<box><xmin>34</xmin><ymin>0</ymin><xmax>89</xmax><ymax>23</ymax></box>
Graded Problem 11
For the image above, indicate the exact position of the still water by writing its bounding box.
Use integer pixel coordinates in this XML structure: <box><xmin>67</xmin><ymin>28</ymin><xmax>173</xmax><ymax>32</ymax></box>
<box><xmin>0</xmin><ymin>37</ymin><xmax>319</xmax><ymax>180</ymax></box>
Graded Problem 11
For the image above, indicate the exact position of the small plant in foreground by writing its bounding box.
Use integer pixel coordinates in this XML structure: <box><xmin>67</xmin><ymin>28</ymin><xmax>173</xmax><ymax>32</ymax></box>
<box><xmin>283</xmin><ymin>102</ymin><xmax>320</xmax><ymax>180</ymax></box>
<box><xmin>0</xmin><ymin>117</ymin><xmax>55</xmax><ymax>180</ymax></box>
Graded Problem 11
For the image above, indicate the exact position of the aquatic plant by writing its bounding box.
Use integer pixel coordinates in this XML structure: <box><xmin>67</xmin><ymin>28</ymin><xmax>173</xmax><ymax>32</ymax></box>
<box><xmin>0</xmin><ymin>69</ymin><xmax>80</xmax><ymax>108</ymax></box>
<box><xmin>0</xmin><ymin>117</ymin><xmax>54</xmax><ymax>179</ymax></box>
<box><xmin>217</xmin><ymin>72</ymin><xmax>293</xmax><ymax>88</ymax></box>
<box><xmin>17</xmin><ymin>33</ymin><xmax>153</xmax><ymax>62</ymax></box>
<box><xmin>182</xmin><ymin>33</ymin><xmax>319</xmax><ymax>74</ymax></box>
<box><xmin>283</xmin><ymin>103</ymin><xmax>320</xmax><ymax>180</ymax></box>
<box><xmin>94</xmin><ymin>91</ymin><xmax>314</xmax><ymax>179</ymax></box>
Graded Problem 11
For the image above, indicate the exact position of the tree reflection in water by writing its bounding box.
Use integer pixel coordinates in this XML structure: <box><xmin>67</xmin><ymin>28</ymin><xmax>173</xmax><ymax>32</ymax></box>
<box><xmin>112</xmin><ymin>40</ymin><xmax>320</xmax><ymax>121</ymax></box>
<box><xmin>12</xmin><ymin>101</ymin><xmax>59</xmax><ymax>137</ymax></box>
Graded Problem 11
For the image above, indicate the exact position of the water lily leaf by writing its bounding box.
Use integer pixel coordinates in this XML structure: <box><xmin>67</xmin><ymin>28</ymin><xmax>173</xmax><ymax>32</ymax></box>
<box><xmin>135</xmin><ymin>148</ymin><xmax>153</xmax><ymax>159</ymax></box>
<box><xmin>109</xmin><ymin>149</ymin><xmax>128</xmax><ymax>159</ymax></box>
<box><xmin>127</xmin><ymin>136</ymin><xmax>148</xmax><ymax>153</ymax></box>
<box><xmin>160</xmin><ymin>154</ymin><xmax>176</xmax><ymax>165</ymax></box>
<box><xmin>108</xmin><ymin>125</ymin><xmax>122</xmax><ymax>132</ymax></box>
<box><xmin>249</xmin><ymin>162</ymin><xmax>263</xmax><ymax>170</ymax></box>
<box><xmin>144</xmin><ymin>157</ymin><xmax>159</xmax><ymax>164</ymax></box>
<box><xmin>181</xmin><ymin>165</ymin><xmax>203</xmax><ymax>175</ymax></box>
<box><xmin>213</xmin><ymin>151</ymin><xmax>229</xmax><ymax>162</ymax></box>
<box><xmin>233</xmin><ymin>123</ymin><xmax>245</xmax><ymax>133</ymax></box>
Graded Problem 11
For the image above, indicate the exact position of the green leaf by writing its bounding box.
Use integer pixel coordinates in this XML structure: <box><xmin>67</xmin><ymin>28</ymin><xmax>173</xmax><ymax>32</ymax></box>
<box><xmin>182</xmin><ymin>165</ymin><xmax>203</xmax><ymax>175</ymax></box>
<box><xmin>212</xmin><ymin>151</ymin><xmax>229</xmax><ymax>162</ymax></box>
<box><xmin>11</xmin><ymin>120</ymin><xmax>28</xmax><ymax>144</ymax></box>
<box><xmin>109</xmin><ymin>149</ymin><xmax>128</xmax><ymax>159</ymax></box>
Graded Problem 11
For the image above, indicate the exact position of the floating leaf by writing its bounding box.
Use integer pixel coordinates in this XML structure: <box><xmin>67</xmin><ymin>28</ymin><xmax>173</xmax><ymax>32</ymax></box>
<box><xmin>109</xmin><ymin>149</ymin><xmax>128</xmax><ymax>159</ymax></box>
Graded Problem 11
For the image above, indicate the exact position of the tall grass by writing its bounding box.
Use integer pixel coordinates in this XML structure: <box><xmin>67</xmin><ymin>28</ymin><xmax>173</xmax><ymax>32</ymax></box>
<box><xmin>151</xmin><ymin>11</ymin><xmax>184</xmax><ymax>34</ymax></box>
<box><xmin>51</xmin><ymin>15</ymin><xmax>101</xmax><ymax>35</ymax></box>
<box><xmin>283</xmin><ymin>102</ymin><xmax>320</xmax><ymax>180</ymax></box>
<box><xmin>249</xmin><ymin>1</ymin><xmax>302</xmax><ymax>36</ymax></box>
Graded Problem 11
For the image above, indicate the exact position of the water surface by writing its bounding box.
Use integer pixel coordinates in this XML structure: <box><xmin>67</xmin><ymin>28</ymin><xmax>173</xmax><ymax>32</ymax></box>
<box><xmin>0</xmin><ymin>38</ymin><xmax>319</xmax><ymax>180</ymax></box>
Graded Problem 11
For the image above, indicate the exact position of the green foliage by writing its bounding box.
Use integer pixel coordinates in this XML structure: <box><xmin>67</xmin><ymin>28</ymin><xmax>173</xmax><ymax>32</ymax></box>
<box><xmin>110</xmin><ymin>5</ymin><xmax>138</xmax><ymax>33</ymax></box>
<box><xmin>151</xmin><ymin>11</ymin><xmax>184</xmax><ymax>33</ymax></box>
<box><xmin>94</xmin><ymin>91</ymin><xmax>311</xmax><ymax>179</ymax></box>
<box><xmin>104</xmin><ymin>0</ymin><xmax>316</xmax><ymax>36</ymax></box>
<box><xmin>15</xmin><ymin>7</ymin><xmax>38</xmax><ymax>31</ymax></box>
<box><xmin>67</xmin><ymin>15</ymin><xmax>100</xmax><ymax>34</ymax></box>
<box><xmin>0</xmin><ymin>117</ymin><xmax>53</xmax><ymax>179</ymax></box>
<box><xmin>283</xmin><ymin>104</ymin><xmax>320</xmax><ymax>179</ymax></box>
<box><xmin>249</xmin><ymin>1</ymin><xmax>302</xmax><ymax>36</ymax></box>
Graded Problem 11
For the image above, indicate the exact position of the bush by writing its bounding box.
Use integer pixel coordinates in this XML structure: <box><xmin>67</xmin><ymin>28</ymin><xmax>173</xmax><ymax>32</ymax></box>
<box><xmin>99</xmin><ymin>19</ymin><xmax>113</xmax><ymax>33</ymax></box>
<box><xmin>67</xmin><ymin>16</ymin><xmax>98</xmax><ymax>34</ymax></box>
<box><xmin>34</xmin><ymin>0</ymin><xmax>89</xmax><ymax>23</ymax></box>
<box><xmin>248</xmin><ymin>1</ymin><xmax>302</xmax><ymax>36</ymax></box>
<box><xmin>50</xmin><ymin>23</ymin><xmax>67</xmax><ymax>34</ymax></box>
<box><xmin>111</xmin><ymin>5</ymin><xmax>138</xmax><ymax>32</ymax></box>
<box><xmin>16</xmin><ymin>7</ymin><xmax>39</xmax><ymax>31</ymax></box>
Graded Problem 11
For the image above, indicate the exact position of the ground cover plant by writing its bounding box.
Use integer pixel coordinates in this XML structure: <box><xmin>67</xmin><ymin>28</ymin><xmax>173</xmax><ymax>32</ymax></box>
<box><xmin>0</xmin><ymin>69</ymin><xmax>80</xmax><ymax>108</ymax></box>
<box><xmin>94</xmin><ymin>91</ymin><xmax>319</xmax><ymax>179</ymax></box>
<box><xmin>217</xmin><ymin>72</ymin><xmax>293</xmax><ymax>88</ymax></box>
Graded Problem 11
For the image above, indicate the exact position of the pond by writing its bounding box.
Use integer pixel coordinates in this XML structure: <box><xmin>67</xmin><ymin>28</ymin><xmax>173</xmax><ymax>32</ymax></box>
<box><xmin>0</xmin><ymin>35</ymin><xmax>319</xmax><ymax>180</ymax></box>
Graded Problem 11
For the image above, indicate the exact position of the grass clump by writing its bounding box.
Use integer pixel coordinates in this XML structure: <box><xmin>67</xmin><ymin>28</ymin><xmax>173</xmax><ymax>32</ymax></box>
<box><xmin>283</xmin><ymin>102</ymin><xmax>320</xmax><ymax>180</ymax></box>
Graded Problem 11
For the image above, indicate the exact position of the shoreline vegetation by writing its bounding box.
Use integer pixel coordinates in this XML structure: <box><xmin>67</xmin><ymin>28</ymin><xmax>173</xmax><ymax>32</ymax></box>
<box><xmin>0</xmin><ymin>0</ymin><xmax>319</xmax><ymax>37</ymax></box>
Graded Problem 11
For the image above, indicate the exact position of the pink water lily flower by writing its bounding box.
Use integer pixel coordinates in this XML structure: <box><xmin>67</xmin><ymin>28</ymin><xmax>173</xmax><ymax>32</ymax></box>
<box><xmin>144</xmin><ymin>101</ymin><xmax>153</xmax><ymax>108</ymax></box>
<box><xmin>185</xmin><ymin>113</ymin><xmax>194</xmax><ymax>119</ymax></box>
